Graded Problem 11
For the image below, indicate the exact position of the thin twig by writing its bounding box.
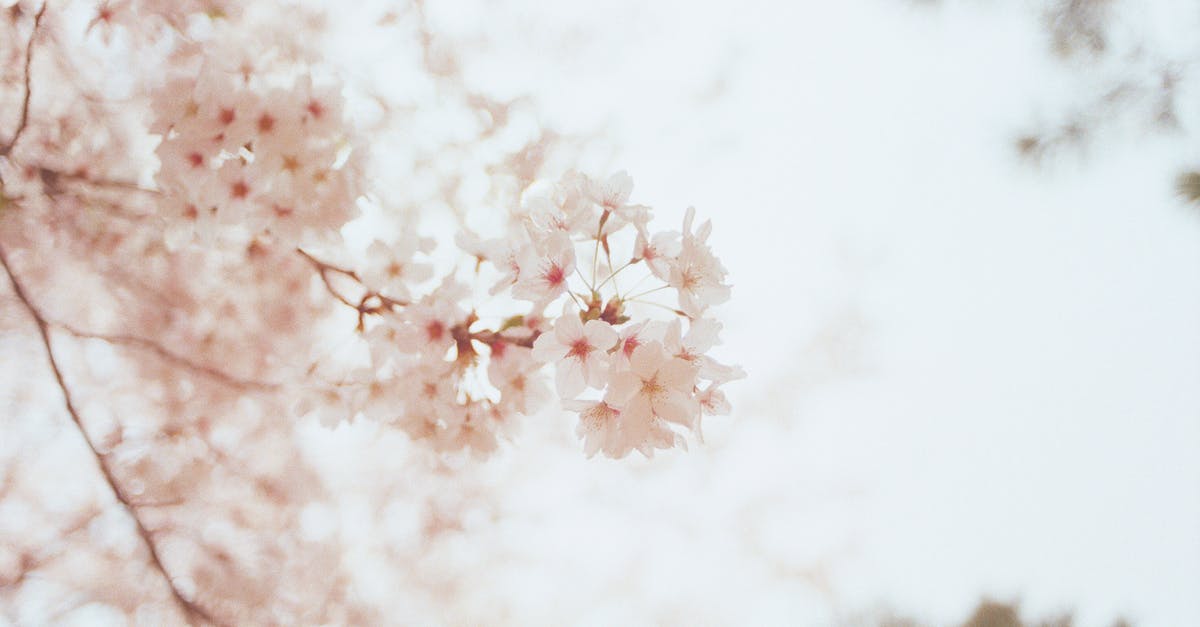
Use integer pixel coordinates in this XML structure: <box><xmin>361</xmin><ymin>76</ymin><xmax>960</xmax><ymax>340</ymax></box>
<box><xmin>56</xmin><ymin>170</ymin><xmax>161</xmax><ymax>195</ymax></box>
<box><xmin>296</xmin><ymin>248</ymin><xmax>408</xmax><ymax>328</ymax></box>
<box><xmin>296</xmin><ymin>248</ymin><xmax>362</xmax><ymax>309</ymax></box>
<box><xmin>0</xmin><ymin>243</ymin><xmax>223</xmax><ymax>627</ymax></box>
<box><xmin>0</xmin><ymin>3</ymin><xmax>47</xmax><ymax>157</ymax></box>
<box><xmin>468</xmin><ymin>328</ymin><xmax>540</xmax><ymax>349</ymax></box>
<box><xmin>50</xmin><ymin>321</ymin><xmax>279</xmax><ymax>392</ymax></box>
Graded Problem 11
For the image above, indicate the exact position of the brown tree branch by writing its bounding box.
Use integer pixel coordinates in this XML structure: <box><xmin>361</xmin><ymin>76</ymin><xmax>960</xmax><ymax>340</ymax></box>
<box><xmin>54</xmin><ymin>168</ymin><xmax>161</xmax><ymax>196</ymax></box>
<box><xmin>296</xmin><ymin>248</ymin><xmax>361</xmax><ymax>309</ymax></box>
<box><xmin>295</xmin><ymin>249</ymin><xmax>545</xmax><ymax>348</ymax></box>
<box><xmin>297</xmin><ymin>247</ymin><xmax>410</xmax><ymax>330</ymax></box>
<box><xmin>0</xmin><ymin>243</ymin><xmax>224</xmax><ymax>627</ymax></box>
<box><xmin>50</xmin><ymin>320</ymin><xmax>280</xmax><ymax>392</ymax></box>
<box><xmin>0</xmin><ymin>3</ymin><xmax>47</xmax><ymax>158</ymax></box>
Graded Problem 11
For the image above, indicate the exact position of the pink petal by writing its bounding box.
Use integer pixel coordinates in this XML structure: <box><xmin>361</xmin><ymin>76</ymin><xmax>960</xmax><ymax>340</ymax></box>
<box><xmin>658</xmin><ymin>357</ymin><xmax>698</xmax><ymax>391</ymax></box>
<box><xmin>582</xmin><ymin>319</ymin><xmax>618</xmax><ymax>350</ymax></box>
<box><xmin>555</xmin><ymin>358</ymin><xmax>586</xmax><ymax>398</ymax></box>
<box><xmin>629</xmin><ymin>342</ymin><xmax>665</xmax><ymax>380</ymax></box>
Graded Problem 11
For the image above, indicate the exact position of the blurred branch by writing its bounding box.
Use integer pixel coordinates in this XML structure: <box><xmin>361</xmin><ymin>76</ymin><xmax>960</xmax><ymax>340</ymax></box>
<box><xmin>0</xmin><ymin>2</ymin><xmax>47</xmax><ymax>158</ymax></box>
<box><xmin>296</xmin><ymin>248</ymin><xmax>364</xmax><ymax>310</ymax></box>
<box><xmin>297</xmin><ymin>247</ymin><xmax>409</xmax><ymax>330</ymax></box>
<box><xmin>50</xmin><ymin>320</ymin><xmax>280</xmax><ymax>392</ymax></box>
<box><xmin>54</xmin><ymin>169</ymin><xmax>161</xmax><ymax>195</ymax></box>
<box><xmin>1045</xmin><ymin>0</ymin><xmax>1114</xmax><ymax>58</ymax></box>
<box><xmin>0</xmin><ymin>243</ymin><xmax>224</xmax><ymax>627</ymax></box>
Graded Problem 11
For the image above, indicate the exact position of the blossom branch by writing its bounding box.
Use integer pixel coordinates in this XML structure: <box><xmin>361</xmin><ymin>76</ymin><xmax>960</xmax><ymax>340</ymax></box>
<box><xmin>468</xmin><ymin>327</ymin><xmax>540</xmax><ymax>349</ymax></box>
<box><xmin>297</xmin><ymin>247</ymin><xmax>408</xmax><ymax>329</ymax></box>
<box><xmin>49</xmin><ymin>320</ymin><xmax>279</xmax><ymax>392</ymax></box>
<box><xmin>0</xmin><ymin>2</ymin><xmax>47</xmax><ymax>158</ymax></box>
<box><xmin>0</xmin><ymin>243</ymin><xmax>224</xmax><ymax>627</ymax></box>
<box><xmin>53</xmin><ymin>169</ymin><xmax>161</xmax><ymax>195</ymax></box>
<box><xmin>297</xmin><ymin>247</ymin><xmax>544</xmax><ymax>351</ymax></box>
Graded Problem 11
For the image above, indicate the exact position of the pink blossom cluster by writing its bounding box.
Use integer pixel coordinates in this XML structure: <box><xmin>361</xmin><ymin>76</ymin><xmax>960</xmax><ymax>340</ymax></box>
<box><xmin>310</xmin><ymin>171</ymin><xmax>742</xmax><ymax>458</ymax></box>
<box><xmin>130</xmin><ymin>12</ymin><xmax>738</xmax><ymax>458</ymax></box>
<box><xmin>515</xmin><ymin>172</ymin><xmax>742</xmax><ymax>457</ymax></box>
<box><xmin>152</xmin><ymin>67</ymin><xmax>361</xmax><ymax>247</ymax></box>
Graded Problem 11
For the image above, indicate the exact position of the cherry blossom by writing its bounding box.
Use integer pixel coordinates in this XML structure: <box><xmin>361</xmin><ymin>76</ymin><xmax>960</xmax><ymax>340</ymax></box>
<box><xmin>583</xmin><ymin>170</ymin><xmax>649</xmax><ymax>229</ymax></box>
<box><xmin>563</xmin><ymin>399</ymin><xmax>624</xmax><ymax>458</ymax></box>
<box><xmin>663</xmin><ymin>317</ymin><xmax>744</xmax><ymax>383</ymax></box>
<box><xmin>633</xmin><ymin>228</ymin><xmax>681</xmax><ymax>281</ymax></box>
<box><xmin>360</xmin><ymin>235</ymin><xmax>435</xmax><ymax>302</ymax></box>
<box><xmin>390</xmin><ymin>279</ymin><xmax>468</xmax><ymax>356</ymax></box>
<box><xmin>668</xmin><ymin>206</ymin><xmax>732</xmax><ymax>318</ymax></box>
<box><xmin>605</xmin><ymin>341</ymin><xmax>698</xmax><ymax>429</ymax></box>
<box><xmin>511</xmin><ymin>233</ymin><xmax>575</xmax><ymax>305</ymax></box>
<box><xmin>531</xmin><ymin>304</ymin><xmax>619</xmax><ymax>397</ymax></box>
<box><xmin>487</xmin><ymin>341</ymin><xmax>552</xmax><ymax>416</ymax></box>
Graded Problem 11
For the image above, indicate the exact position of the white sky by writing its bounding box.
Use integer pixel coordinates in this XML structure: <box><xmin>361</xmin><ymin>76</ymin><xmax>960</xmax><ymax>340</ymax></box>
<box><xmin>384</xmin><ymin>0</ymin><xmax>1200</xmax><ymax>625</ymax></box>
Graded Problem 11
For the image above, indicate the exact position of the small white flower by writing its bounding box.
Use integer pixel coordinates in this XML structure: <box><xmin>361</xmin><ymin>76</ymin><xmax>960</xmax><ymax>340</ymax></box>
<box><xmin>392</xmin><ymin>279</ymin><xmax>468</xmax><ymax>356</ymax></box>
<box><xmin>584</xmin><ymin>170</ymin><xmax>633</xmax><ymax>213</ymax></box>
<box><xmin>581</xmin><ymin>170</ymin><xmax>651</xmax><ymax>234</ymax></box>
<box><xmin>361</xmin><ymin>236</ymin><xmax>434</xmax><ymax>301</ymax></box>
<box><xmin>668</xmin><ymin>207</ymin><xmax>731</xmax><ymax>318</ymax></box>
<box><xmin>633</xmin><ymin>229</ymin><xmax>681</xmax><ymax>281</ymax></box>
<box><xmin>611</xmin><ymin>319</ymin><xmax>666</xmax><ymax>371</ymax></box>
<box><xmin>512</xmin><ymin>233</ymin><xmax>575</xmax><ymax>305</ymax></box>
<box><xmin>604</xmin><ymin>341</ymin><xmax>698</xmax><ymax>436</ymax></box>
<box><xmin>531</xmin><ymin>304</ymin><xmax>618</xmax><ymax>398</ymax></box>
<box><xmin>488</xmin><ymin>342</ymin><xmax>552</xmax><ymax>417</ymax></box>
<box><xmin>564</xmin><ymin>399</ymin><xmax>624</xmax><ymax>458</ymax></box>
<box><xmin>662</xmin><ymin>317</ymin><xmax>743</xmax><ymax>382</ymax></box>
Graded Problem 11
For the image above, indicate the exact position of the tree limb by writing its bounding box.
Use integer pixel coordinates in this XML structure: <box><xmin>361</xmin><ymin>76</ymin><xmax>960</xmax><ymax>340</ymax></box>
<box><xmin>0</xmin><ymin>3</ymin><xmax>47</xmax><ymax>157</ymax></box>
<box><xmin>50</xmin><ymin>320</ymin><xmax>279</xmax><ymax>392</ymax></box>
<box><xmin>0</xmin><ymin>243</ymin><xmax>224</xmax><ymax>627</ymax></box>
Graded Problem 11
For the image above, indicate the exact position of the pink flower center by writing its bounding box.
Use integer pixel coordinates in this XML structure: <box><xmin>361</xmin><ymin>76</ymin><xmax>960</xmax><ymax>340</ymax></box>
<box><xmin>567</xmin><ymin>338</ymin><xmax>592</xmax><ymax>359</ymax></box>
<box><xmin>425</xmin><ymin>320</ymin><xmax>445</xmax><ymax>341</ymax></box>
<box><xmin>679</xmin><ymin>268</ymin><xmax>700</xmax><ymax>290</ymax></box>
<box><xmin>544</xmin><ymin>264</ymin><xmax>565</xmax><ymax>286</ymax></box>
<box><xmin>230</xmin><ymin>180</ymin><xmax>250</xmax><ymax>199</ymax></box>
<box><xmin>640</xmin><ymin>376</ymin><xmax>664</xmax><ymax>398</ymax></box>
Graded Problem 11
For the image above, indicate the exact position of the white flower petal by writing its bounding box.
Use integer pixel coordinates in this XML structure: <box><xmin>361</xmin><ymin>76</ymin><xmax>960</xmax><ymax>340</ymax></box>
<box><xmin>630</xmin><ymin>342</ymin><xmax>665</xmax><ymax>380</ymax></box>
<box><xmin>582</xmin><ymin>319</ymin><xmax>618</xmax><ymax>350</ymax></box>
<box><xmin>555</xmin><ymin>358</ymin><xmax>586</xmax><ymax>398</ymax></box>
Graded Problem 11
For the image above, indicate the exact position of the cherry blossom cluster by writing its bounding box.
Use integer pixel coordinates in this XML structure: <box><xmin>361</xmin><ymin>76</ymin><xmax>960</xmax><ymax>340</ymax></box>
<box><xmin>503</xmin><ymin>172</ymin><xmax>742</xmax><ymax>458</ymax></box>
<box><xmin>126</xmin><ymin>6</ymin><xmax>739</xmax><ymax>458</ymax></box>
<box><xmin>152</xmin><ymin>65</ymin><xmax>362</xmax><ymax>247</ymax></box>
<box><xmin>307</xmin><ymin>171</ymin><xmax>742</xmax><ymax>458</ymax></box>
